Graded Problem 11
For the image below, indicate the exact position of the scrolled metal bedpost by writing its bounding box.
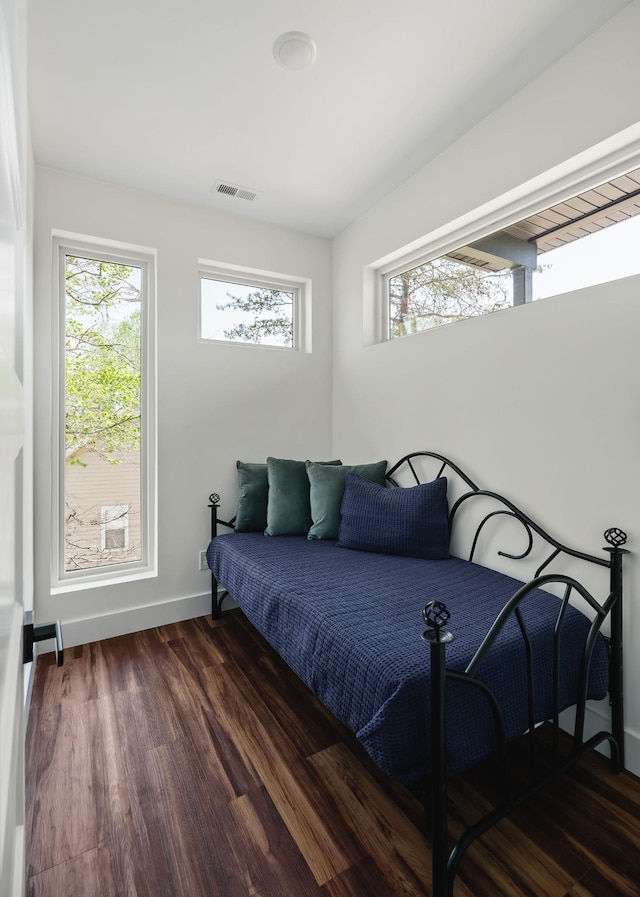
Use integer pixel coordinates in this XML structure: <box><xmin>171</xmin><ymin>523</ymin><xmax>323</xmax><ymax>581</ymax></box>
<box><xmin>209</xmin><ymin>493</ymin><xmax>221</xmax><ymax>619</ymax></box>
<box><xmin>604</xmin><ymin>527</ymin><xmax>628</xmax><ymax>773</ymax></box>
<box><xmin>422</xmin><ymin>601</ymin><xmax>454</xmax><ymax>897</ymax></box>
<box><xmin>209</xmin><ymin>492</ymin><xmax>220</xmax><ymax>540</ymax></box>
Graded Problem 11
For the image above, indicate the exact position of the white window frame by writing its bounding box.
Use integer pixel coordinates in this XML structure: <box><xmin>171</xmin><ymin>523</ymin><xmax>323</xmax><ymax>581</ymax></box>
<box><xmin>101</xmin><ymin>505</ymin><xmax>130</xmax><ymax>552</ymax></box>
<box><xmin>371</xmin><ymin>124</ymin><xmax>640</xmax><ymax>345</ymax></box>
<box><xmin>198</xmin><ymin>259</ymin><xmax>311</xmax><ymax>352</ymax></box>
<box><xmin>51</xmin><ymin>233</ymin><xmax>157</xmax><ymax>591</ymax></box>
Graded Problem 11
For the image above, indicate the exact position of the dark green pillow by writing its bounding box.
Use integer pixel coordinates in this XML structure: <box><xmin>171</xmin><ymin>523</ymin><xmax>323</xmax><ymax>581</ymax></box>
<box><xmin>234</xmin><ymin>461</ymin><xmax>269</xmax><ymax>532</ymax></box>
<box><xmin>265</xmin><ymin>457</ymin><xmax>341</xmax><ymax>536</ymax></box>
<box><xmin>307</xmin><ymin>460</ymin><xmax>387</xmax><ymax>540</ymax></box>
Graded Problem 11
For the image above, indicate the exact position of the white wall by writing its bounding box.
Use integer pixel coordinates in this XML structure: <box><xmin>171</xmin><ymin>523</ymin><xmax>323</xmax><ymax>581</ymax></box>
<box><xmin>33</xmin><ymin>168</ymin><xmax>332</xmax><ymax>645</ymax></box>
<box><xmin>332</xmin><ymin>4</ymin><xmax>640</xmax><ymax>772</ymax></box>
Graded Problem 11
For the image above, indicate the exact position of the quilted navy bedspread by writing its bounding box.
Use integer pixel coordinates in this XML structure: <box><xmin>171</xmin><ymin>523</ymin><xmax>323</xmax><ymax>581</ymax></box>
<box><xmin>207</xmin><ymin>533</ymin><xmax>609</xmax><ymax>785</ymax></box>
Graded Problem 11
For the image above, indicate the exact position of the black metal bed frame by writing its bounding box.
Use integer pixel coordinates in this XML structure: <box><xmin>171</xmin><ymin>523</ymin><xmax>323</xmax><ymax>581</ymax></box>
<box><xmin>208</xmin><ymin>451</ymin><xmax>627</xmax><ymax>897</ymax></box>
<box><xmin>389</xmin><ymin>452</ymin><xmax>627</xmax><ymax>897</ymax></box>
<box><xmin>207</xmin><ymin>491</ymin><xmax>235</xmax><ymax>619</ymax></box>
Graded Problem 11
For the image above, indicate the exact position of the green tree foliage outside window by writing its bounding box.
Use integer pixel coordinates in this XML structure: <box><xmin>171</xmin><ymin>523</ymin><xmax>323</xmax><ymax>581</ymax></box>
<box><xmin>65</xmin><ymin>255</ymin><xmax>142</xmax><ymax>461</ymax></box>
<box><xmin>389</xmin><ymin>256</ymin><xmax>512</xmax><ymax>338</ymax></box>
<box><xmin>64</xmin><ymin>254</ymin><xmax>143</xmax><ymax>572</ymax></box>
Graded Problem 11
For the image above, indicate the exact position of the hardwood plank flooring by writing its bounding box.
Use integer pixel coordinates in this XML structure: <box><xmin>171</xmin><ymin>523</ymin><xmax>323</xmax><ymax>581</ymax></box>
<box><xmin>25</xmin><ymin>610</ymin><xmax>640</xmax><ymax>896</ymax></box>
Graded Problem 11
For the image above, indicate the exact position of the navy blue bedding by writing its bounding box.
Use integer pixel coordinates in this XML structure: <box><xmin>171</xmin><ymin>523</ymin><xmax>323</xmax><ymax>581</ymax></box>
<box><xmin>207</xmin><ymin>533</ymin><xmax>609</xmax><ymax>785</ymax></box>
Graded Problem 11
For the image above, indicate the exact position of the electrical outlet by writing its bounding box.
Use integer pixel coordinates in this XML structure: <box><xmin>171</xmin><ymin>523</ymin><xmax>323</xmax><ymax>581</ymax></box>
<box><xmin>199</xmin><ymin>550</ymin><xmax>208</xmax><ymax>572</ymax></box>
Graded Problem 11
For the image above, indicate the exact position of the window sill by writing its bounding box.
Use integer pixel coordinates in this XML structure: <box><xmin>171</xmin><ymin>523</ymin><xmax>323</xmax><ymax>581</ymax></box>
<box><xmin>51</xmin><ymin>566</ymin><xmax>158</xmax><ymax>595</ymax></box>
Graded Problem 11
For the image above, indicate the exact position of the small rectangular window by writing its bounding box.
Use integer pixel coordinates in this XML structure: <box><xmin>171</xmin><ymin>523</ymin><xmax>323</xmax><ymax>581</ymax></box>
<box><xmin>101</xmin><ymin>505</ymin><xmax>130</xmax><ymax>552</ymax></box>
<box><xmin>199</xmin><ymin>262</ymin><xmax>309</xmax><ymax>350</ymax></box>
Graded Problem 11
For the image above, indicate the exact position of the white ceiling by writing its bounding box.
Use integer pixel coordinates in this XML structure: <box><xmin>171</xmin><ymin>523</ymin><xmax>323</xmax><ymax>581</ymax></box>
<box><xmin>28</xmin><ymin>0</ymin><xmax>631</xmax><ymax>238</ymax></box>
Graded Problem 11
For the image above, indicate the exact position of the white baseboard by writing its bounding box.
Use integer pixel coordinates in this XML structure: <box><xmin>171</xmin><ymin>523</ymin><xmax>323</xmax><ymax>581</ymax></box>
<box><xmin>623</xmin><ymin>725</ymin><xmax>640</xmax><ymax>777</ymax></box>
<box><xmin>36</xmin><ymin>588</ymin><xmax>239</xmax><ymax>652</ymax></box>
<box><xmin>38</xmin><ymin>591</ymin><xmax>217</xmax><ymax>651</ymax></box>
<box><xmin>560</xmin><ymin>701</ymin><xmax>640</xmax><ymax>778</ymax></box>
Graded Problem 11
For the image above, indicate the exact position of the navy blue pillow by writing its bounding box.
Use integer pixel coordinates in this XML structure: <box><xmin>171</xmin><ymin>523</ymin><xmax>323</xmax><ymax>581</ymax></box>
<box><xmin>337</xmin><ymin>473</ymin><xmax>449</xmax><ymax>559</ymax></box>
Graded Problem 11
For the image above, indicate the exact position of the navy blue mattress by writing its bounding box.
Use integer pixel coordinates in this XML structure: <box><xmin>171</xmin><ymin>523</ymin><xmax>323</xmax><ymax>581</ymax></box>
<box><xmin>207</xmin><ymin>533</ymin><xmax>609</xmax><ymax>785</ymax></box>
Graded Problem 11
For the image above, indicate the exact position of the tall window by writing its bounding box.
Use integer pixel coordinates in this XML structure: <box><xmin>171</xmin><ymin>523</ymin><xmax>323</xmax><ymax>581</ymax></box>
<box><xmin>55</xmin><ymin>238</ymin><xmax>156</xmax><ymax>584</ymax></box>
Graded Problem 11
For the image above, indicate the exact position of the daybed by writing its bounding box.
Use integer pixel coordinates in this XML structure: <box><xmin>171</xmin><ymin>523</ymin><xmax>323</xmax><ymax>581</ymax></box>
<box><xmin>206</xmin><ymin>451</ymin><xmax>626</xmax><ymax>897</ymax></box>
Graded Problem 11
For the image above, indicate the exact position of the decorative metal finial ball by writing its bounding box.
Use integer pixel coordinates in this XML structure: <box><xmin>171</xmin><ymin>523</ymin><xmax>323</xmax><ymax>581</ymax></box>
<box><xmin>604</xmin><ymin>527</ymin><xmax>627</xmax><ymax>548</ymax></box>
<box><xmin>422</xmin><ymin>600</ymin><xmax>451</xmax><ymax>632</ymax></box>
<box><xmin>209</xmin><ymin>493</ymin><xmax>220</xmax><ymax>506</ymax></box>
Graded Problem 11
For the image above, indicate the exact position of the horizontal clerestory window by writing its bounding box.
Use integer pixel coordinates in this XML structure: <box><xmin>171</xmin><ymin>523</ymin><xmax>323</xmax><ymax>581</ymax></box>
<box><xmin>379</xmin><ymin>163</ymin><xmax>640</xmax><ymax>340</ymax></box>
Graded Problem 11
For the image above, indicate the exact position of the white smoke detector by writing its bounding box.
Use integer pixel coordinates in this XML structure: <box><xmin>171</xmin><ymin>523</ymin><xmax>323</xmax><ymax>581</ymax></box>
<box><xmin>273</xmin><ymin>32</ymin><xmax>317</xmax><ymax>71</ymax></box>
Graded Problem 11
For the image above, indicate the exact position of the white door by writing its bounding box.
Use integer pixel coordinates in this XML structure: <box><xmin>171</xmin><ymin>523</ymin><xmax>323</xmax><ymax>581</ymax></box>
<box><xmin>0</xmin><ymin>0</ymin><xmax>28</xmax><ymax>892</ymax></box>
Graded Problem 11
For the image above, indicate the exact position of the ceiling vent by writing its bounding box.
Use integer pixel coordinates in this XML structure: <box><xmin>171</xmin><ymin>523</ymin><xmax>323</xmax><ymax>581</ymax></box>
<box><xmin>212</xmin><ymin>180</ymin><xmax>259</xmax><ymax>202</ymax></box>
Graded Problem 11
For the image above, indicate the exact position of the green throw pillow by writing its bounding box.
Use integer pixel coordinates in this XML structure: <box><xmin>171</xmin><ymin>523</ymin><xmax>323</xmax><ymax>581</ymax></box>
<box><xmin>234</xmin><ymin>461</ymin><xmax>269</xmax><ymax>532</ymax></box>
<box><xmin>307</xmin><ymin>460</ymin><xmax>387</xmax><ymax>540</ymax></box>
<box><xmin>265</xmin><ymin>457</ymin><xmax>341</xmax><ymax>536</ymax></box>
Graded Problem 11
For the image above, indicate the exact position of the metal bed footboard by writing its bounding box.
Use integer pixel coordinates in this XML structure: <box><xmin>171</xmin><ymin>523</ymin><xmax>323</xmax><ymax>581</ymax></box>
<box><xmin>386</xmin><ymin>452</ymin><xmax>628</xmax><ymax>897</ymax></box>
<box><xmin>423</xmin><ymin>533</ymin><xmax>626</xmax><ymax>896</ymax></box>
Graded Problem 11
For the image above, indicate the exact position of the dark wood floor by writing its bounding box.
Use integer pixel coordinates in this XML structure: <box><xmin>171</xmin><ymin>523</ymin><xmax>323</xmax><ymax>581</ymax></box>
<box><xmin>25</xmin><ymin>610</ymin><xmax>640</xmax><ymax>897</ymax></box>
